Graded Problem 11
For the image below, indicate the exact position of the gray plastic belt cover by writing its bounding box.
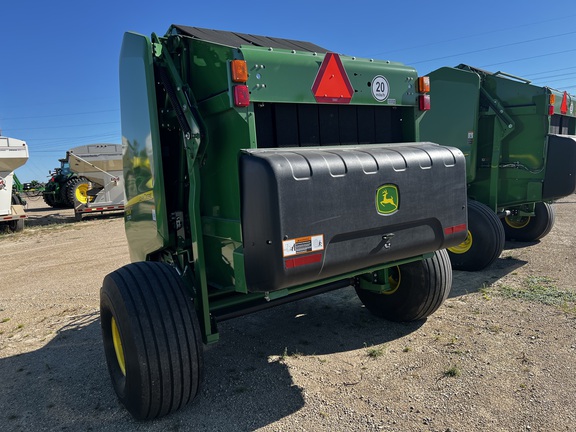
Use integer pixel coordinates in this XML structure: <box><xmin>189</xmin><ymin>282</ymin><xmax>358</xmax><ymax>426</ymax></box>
<box><xmin>240</xmin><ymin>143</ymin><xmax>467</xmax><ymax>292</ymax></box>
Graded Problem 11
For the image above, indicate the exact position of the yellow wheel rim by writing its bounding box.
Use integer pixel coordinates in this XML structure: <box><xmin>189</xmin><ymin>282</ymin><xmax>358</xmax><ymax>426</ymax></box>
<box><xmin>448</xmin><ymin>230</ymin><xmax>473</xmax><ymax>254</ymax></box>
<box><xmin>505</xmin><ymin>215</ymin><xmax>530</xmax><ymax>229</ymax></box>
<box><xmin>111</xmin><ymin>317</ymin><xmax>126</xmax><ymax>376</ymax></box>
<box><xmin>384</xmin><ymin>267</ymin><xmax>401</xmax><ymax>295</ymax></box>
<box><xmin>75</xmin><ymin>183</ymin><xmax>89</xmax><ymax>204</ymax></box>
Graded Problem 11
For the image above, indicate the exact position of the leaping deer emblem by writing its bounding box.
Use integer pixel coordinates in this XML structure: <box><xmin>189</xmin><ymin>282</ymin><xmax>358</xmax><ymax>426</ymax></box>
<box><xmin>380</xmin><ymin>189</ymin><xmax>397</xmax><ymax>209</ymax></box>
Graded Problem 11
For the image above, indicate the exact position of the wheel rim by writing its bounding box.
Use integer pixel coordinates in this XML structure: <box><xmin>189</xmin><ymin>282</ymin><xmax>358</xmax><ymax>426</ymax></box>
<box><xmin>505</xmin><ymin>215</ymin><xmax>530</xmax><ymax>229</ymax></box>
<box><xmin>75</xmin><ymin>183</ymin><xmax>89</xmax><ymax>203</ymax></box>
<box><xmin>384</xmin><ymin>267</ymin><xmax>401</xmax><ymax>295</ymax></box>
<box><xmin>111</xmin><ymin>317</ymin><xmax>126</xmax><ymax>376</ymax></box>
<box><xmin>448</xmin><ymin>230</ymin><xmax>473</xmax><ymax>254</ymax></box>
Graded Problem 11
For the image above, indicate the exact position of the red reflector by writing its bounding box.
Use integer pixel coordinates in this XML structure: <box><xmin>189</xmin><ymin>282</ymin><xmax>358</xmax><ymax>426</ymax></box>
<box><xmin>233</xmin><ymin>85</ymin><xmax>250</xmax><ymax>107</ymax></box>
<box><xmin>419</xmin><ymin>94</ymin><xmax>431</xmax><ymax>111</ymax></box>
<box><xmin>285</xmin><ymin>253</ymin><xmax>323</xmax><ymax>269</ymax></box>
<box><xmin>311</xmin><ymin>52</ymin><xmax>354</xmax><ymax>104</ymax></box>
<box><xmin>561</xmin><ymin>91</ymin><xmax>568</xmax><ymax>114</ymax></box>
<box><xmin>1</xmin><ymin>215</ymin><xmax>27</xmax><ymax>220</ymax></box>
<box><xmin>548</xmin><ymin>105</ymin><xmax>555</xmax><ymax>116</ymax></box>
<box><xmin>444</xmin><ymin>224</ymin><xmax>467</xmax><ymax>235</ymax></box>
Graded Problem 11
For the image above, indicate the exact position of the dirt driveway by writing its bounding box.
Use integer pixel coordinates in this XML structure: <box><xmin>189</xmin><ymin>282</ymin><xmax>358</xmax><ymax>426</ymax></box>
<box><xmin>0</xmin><ymin>195</ymin><xmax>575</xmax><ymax>431</ymax></box>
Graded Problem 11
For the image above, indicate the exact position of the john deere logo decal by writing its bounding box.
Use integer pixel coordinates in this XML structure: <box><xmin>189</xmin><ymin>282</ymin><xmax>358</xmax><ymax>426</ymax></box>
<box><xmin>376</xmin><ymin>185</ymin><xmax>399</xmax><ymax>215</ymax></box>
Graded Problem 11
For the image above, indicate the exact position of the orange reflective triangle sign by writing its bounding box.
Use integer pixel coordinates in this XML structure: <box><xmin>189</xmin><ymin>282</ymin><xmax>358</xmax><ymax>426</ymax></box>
<box><xmin>312</xmin><ymin>53</ymin><xmax>354</xmax><ymax>104</ymax></box>
<box><xmin>561</xmin><ymin>91</ymin><xmax>568</xmax><ymax>114</ymax></box>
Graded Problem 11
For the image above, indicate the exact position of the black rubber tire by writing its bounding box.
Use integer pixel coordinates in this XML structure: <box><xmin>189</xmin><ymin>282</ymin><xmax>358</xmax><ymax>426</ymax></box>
<box><xmin>8</xmin><ymin>219</ymin><xmax>25</xmax><ymax>233</ymax></box>
<box><xmin>42</xmin><ymin>189</ymin><xmax>56</xmax><ymax>208</ymax></box>
<box><xmin>11</xmin><ymin>193</ymin><xmax>25</xmax><ymax>207</ymax></box>
<box><xmin>100</xmin><ymin>261</ymin><xmax>203</xmax><ymax>420</ymax></box>
<box><xmin>503</xmin><ymin>202</ymin><xmax>555</xmax><ymax>242</ymax></box>
<box><xmin>60</xmin><ymin>179</ymin><xmax>73</xmax><ymax>207</ymax></box>
<box><xmin>355</xmin><ymin>249</ymin><xmax>452</xmax><ymax>322</ymax></box>
<box><xmin>64</xmin><ymin>177</ymin><xmax>90</xmax><ymax>207</ymax></box>
<box><xmin>448</xmin><ymin>200</ymin><xmax>505</xmax><ymax>271</ymax></box>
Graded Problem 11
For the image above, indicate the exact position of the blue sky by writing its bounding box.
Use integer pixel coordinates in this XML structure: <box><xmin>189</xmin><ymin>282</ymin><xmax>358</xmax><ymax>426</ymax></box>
<box><xmin>3</xmin><ymin>0</ymin><xmax>576</xmax><ymax>182</ymax></box>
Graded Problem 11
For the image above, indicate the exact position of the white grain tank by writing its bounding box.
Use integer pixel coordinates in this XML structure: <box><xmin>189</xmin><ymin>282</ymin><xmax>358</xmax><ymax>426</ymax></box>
<box><xmin>0</xmin><ymin>137</ymin><xmax>29</xmax><ymax>231</ymax></box>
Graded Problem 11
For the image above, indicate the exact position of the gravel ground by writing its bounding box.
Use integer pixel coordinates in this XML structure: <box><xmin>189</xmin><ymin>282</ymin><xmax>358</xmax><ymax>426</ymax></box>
<box><xmin>0</xmin><ymin>194</ymin><xmax>575</xmax><ymax>431</ymax></box>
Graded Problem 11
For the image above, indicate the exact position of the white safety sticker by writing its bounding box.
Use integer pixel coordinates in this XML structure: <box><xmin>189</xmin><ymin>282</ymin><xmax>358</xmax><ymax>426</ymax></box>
<box><xmin>371</xmin><ymin>75</ymin><xmax>390</xmax><ymax>102</ymax></box>
<box><xmin>283</xmin><ymin>234</ymin><xmax>324</xmax><ymax>257</ymax></box>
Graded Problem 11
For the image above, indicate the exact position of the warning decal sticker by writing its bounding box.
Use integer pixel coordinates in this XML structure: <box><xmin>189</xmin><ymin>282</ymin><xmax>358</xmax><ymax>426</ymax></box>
<box><xmin>283</xmin><ymin>234</ymin><xmax>324</xmax><ymax>257</ymax></box>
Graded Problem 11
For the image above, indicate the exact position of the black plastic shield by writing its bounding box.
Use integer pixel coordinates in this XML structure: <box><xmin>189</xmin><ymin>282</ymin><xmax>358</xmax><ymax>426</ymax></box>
<box><xmin>240</xmin><ymin>143</ymin><xmax>467</xmax><ymax>292</ymax></box>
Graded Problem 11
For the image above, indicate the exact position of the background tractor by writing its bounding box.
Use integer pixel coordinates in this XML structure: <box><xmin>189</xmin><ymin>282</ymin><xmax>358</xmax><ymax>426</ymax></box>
<box><xmin>43</xmin><ymin>158</ymin><xmax>90</xmax><ymax>209</ymax></box>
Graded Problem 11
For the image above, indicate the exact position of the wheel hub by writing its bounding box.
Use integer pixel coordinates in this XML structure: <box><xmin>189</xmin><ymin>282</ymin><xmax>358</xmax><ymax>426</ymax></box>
<box><xmin>505</xmin><ymin>215</ymin><xmax>531</xmax><ymax>229</ymax></box>
<box><xmin>448</xmin><ymin>230</ymin><xmax>473</xmax><ymax>254</ymax></box>
<box><xmin>111</xmin><ymin>317</ymin><xmax>126</xmax><ymax>376</ymax></box>
<box><xmin>75</xmin><ymin>183</ymin><xmax>89</xmax><ymax>204</ymax></box>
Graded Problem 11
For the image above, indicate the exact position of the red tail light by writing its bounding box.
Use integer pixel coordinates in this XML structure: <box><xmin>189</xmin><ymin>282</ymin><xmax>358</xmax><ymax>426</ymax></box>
<box><xmin>419</xmin><ymin>94</ymin><xmax>431</xmax><ymax>111</ymax></box>
<box><xmin>548</xmin><ymin>94</ymin><xmax>556</xmax><ymax>115</ymax></box>
<box><xmin>234</xmin><ymin>85</ymin><xmax>250</xmax><ymax>107</ymax></box>
<box><xmin>417</xmin><ymin>76</ymin><xmax>430</xmax><ymax>111</ymax></box>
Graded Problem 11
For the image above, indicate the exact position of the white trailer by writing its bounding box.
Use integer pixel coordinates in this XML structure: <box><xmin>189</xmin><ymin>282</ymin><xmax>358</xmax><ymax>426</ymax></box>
<box><xmin>0</xmin><ymin>137</ymin><xmax>29</xmax><ymax>232</ymax></box>
<box><xmin>66</xmin><ymin>144</ymin><xmax>124</xmax><ymax>221</ymax></box>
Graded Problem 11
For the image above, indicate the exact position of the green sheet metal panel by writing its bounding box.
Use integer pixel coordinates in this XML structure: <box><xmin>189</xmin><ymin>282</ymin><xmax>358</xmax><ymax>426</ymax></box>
<box><xmin>120</xmin><ymin>32</ymin><xmax>169</xmax><ymax>262</ymax></box>
<box><xmin>493</xmin><ymin>105</ymin><xmax>547</xmax><ymax>207</ymax></box>
<box><xmin>241</xmin><ymin>47</ymin><xmax>419</xmax><ymax>107</ymax></box>
<box><xmin>419</xmin><ymin>66</ymin><xmax>480</xmax><ymax>184</ymax></box>
<box><xmin>177</xmin><ymin>40</ymin><xmax>252</xmax><ymax>290</ymax></box>
<box><xmin>198</xmin><ymin>106</ymin><xmax>248</xmax><ymax>291</ymax></box>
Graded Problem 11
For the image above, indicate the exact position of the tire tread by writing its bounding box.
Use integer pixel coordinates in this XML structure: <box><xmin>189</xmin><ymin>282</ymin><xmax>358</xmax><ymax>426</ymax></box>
<box><xmin>101</xmin><ymin>261</ymin><xmax>202</xmax><ymax>420</ymax></box>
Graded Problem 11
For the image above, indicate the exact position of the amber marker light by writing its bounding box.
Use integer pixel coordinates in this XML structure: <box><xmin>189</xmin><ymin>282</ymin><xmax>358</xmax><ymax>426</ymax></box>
<box><xmin>418</xmin><ymin>76</ymin><xmax>430</xmax><ymax>93</ymax></box>
<box><xmin>231</xmin><ymin>60</ymin><xmax>248</xmax><ymax>83</ymax></box>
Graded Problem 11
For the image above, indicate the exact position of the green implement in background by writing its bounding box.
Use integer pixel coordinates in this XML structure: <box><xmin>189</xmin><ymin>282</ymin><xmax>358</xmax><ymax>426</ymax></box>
<box><xmin>421</xmin><ymin>64</ymin><xmax>576</xmax><ymax>271</ymax></box>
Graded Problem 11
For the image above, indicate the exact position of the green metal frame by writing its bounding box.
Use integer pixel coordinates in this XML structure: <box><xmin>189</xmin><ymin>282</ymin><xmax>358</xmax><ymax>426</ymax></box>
<box><xmin>12</xmin><ymin>174</ymin><xmax>23</xmax><ymax>193</ymax></box>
